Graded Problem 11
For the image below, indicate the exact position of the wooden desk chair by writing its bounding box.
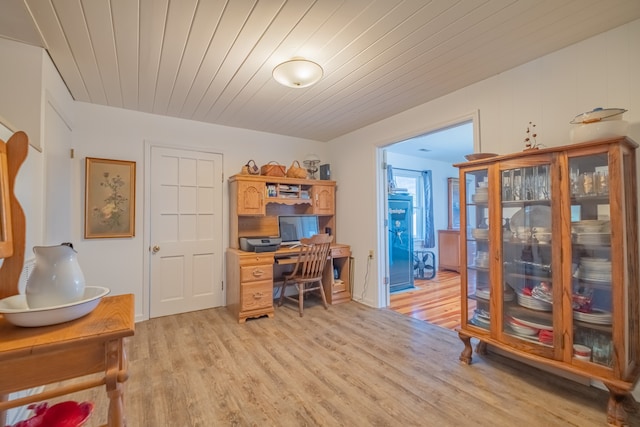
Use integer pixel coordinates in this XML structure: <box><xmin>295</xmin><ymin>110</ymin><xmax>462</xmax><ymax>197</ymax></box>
<box><xmin>277</xmin><ymin>233</ymin><xmax>333</xmax><ymax>317</ymax></box>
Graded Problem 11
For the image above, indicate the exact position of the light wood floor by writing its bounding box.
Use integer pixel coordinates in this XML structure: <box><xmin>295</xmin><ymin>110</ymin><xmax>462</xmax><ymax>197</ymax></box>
<box><xmin>44</xmin><ymin>300</ymin><xmax>636</xmax><ymax>426</ymax></box>
<box><xmin>389</xmin><ymin>269</ymin><xmax>464</xmax><ymax>330</ymax></box>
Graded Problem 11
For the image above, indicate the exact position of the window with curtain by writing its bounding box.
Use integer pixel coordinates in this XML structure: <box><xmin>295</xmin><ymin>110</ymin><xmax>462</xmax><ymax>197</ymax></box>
<box><xmin>392</xmin><ymin>169</ymin><xmax>424</xmax><ymax>241</ymax></box>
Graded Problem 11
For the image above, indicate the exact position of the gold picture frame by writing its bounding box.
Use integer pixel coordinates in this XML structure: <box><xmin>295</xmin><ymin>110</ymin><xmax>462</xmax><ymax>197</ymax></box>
<box><xmin>85</xmin><ymin>157</ymin><xmax>136</xmax><ymax>239</ymax></box>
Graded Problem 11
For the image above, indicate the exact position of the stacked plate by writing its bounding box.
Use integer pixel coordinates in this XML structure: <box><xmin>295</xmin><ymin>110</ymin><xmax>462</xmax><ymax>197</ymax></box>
<box><xmin>573</xmin><ymin>309</ymin><xmax>612</xmax><ymax>325</ymax></box>
<box><xmin>474</xmin><ymin>250</ymin><xmax>489</xmax><ymax>268</ymax></box>
<box><xmin>571</xmin><ymin>220</ymin><xmax>608</xmax><ymax>233</ymax></box>
<box><xmin>575</xmin><ymin>257</ymin><xmax>611</xmax><ymax>282</ymax></box>
<box><xmin>517</xmin><ymin>291</ymin><xmax>553</xmax><ymax>311</ymax></box>
<box><xmin>572</xmin><ymin>220</ymin><xmax>611</xmax><ymax>245</ymax></box>
<box><xmin>506</xmin><ymin>316</ymin><xmax>539</xmax><ymax>337</ymax></box>
<box><xmin>475</xmin><ymin>287</ymin><xmax>515</xmax><ymax>301</ymax></box>
<box><xmin>471</xmin><ymin>228</ymin><xmax>489</xmax><ymax>240</ymax></box>
<box><xmin>470</xmin><ymin>313</ymin><xmax>490</xmax><ymax>329</ymax></box>
<box><xmin>573</xmin><ymin>233</ymin><xmax>611</xmax><ymax>245</ymax></box>
<box><xmin>472</xmin><ymin>188</ymin><xmax>488</xmax><ymax>203</ymax></box>
<box><xmin>509</xmin><ymin>313</ymin><xmax>553</xmax><ymax>331</ymax></box>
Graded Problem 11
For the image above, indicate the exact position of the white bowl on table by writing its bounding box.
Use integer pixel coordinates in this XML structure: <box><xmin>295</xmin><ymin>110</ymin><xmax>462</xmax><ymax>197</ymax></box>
<box><xmin>0</xmin><ymin>286</ymin><xmax>110</xmax><ymax>327</ymax></box>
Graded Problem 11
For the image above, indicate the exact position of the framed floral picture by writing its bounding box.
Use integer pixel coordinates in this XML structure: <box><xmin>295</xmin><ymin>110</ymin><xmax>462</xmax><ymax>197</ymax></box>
<box><xmin>84</xmin><ymin>157</ymin><xmax>136</xmax><ymax>238</ymax></box>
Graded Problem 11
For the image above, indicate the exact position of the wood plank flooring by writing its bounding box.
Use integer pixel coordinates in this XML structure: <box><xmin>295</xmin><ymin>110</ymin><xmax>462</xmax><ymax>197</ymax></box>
<box><xmin>41</xmin><ymin>301</ymin><xmax>636</xmax><ymax>426</ymax></box>
<box><xmin>389</xmin><ymin>270</ymin><xmax>469</xmax><ymax>330</ymax></box>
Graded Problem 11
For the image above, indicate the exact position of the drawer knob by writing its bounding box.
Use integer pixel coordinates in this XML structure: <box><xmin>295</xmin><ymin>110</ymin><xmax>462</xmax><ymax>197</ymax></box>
<box><xmin>253</xmin><ymin>292</ymin><xmax>263</xmax><ymax>299</ymax></box>
<box><xmin>252</xmin><ymin>269</ymin><xmax>264</xmax><ymax>277</ymax></box>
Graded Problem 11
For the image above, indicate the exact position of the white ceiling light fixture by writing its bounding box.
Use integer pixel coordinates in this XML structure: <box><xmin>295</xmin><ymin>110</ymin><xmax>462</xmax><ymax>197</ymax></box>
<box><xmin>273</xmin><ymin>58</ymin><xmax>323</xmax><ymax>88</ymax></box>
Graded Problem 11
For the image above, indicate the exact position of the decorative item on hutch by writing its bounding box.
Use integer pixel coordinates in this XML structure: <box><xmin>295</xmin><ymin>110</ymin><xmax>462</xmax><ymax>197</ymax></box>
<box><xmin>286</xmin><ymin>160</ymin><xmax>308</xmax><ymax>178</ymax></box>
<box><xmin>455</xmin><ymin>136</ymin><xmax>640</xmax><ymax>426</ymax></box>
<box><xmin>260</xmin><ymin>161</ymin><xmax>286</xmax><ymax>177</ymax></box>
<box><xmin>569</xmin><ymin>107</ymin><xmax>628</xmax><ymax>144</ymax></box>
<box><xmin>303</xmin><ymin>154</ymin><xmax>321</xmax><ymax>179</ymax></box>
<box><xmin>523</xmin><ymin>121</ymin><xmax>540</xmax><ymax>150</ymax></box>
<box><xmin>240</xmin><ymin>159</ymin><xmax>259</xmax><ymax>175</ymax></box>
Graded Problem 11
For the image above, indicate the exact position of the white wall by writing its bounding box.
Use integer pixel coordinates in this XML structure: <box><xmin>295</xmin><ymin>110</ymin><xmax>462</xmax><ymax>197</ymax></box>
<box><xmin>0</xmin><ymin>39</ymin><xmax>46</xmax><ymax>273</ymax></box>
<box><xmin>70</xmin><ymin>103</ymin><xmax>327</xmax><ymax>319</ymax></box>
<box><xmin>329</xmin><ymin>19</ymin><xmax>640</xmax><ymax>307</ymax></box>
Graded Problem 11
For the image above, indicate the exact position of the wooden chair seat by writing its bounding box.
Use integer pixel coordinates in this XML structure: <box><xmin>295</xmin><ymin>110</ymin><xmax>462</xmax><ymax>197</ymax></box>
<box><xmin>277</xmin><ymin>234</ymin><xmax>332</xmax><ymax>316</ymax></box>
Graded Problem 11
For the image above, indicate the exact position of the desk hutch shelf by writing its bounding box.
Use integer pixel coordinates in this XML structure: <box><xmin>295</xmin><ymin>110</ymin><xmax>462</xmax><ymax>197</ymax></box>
<box><xmin>454</xmin><ymin>137</ymin><xmax>639</xmax><ymax>426</ymax></box>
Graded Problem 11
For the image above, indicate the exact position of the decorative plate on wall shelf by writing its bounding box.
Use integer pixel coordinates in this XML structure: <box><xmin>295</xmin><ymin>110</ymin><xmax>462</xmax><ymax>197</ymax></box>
<box><xmin>464</xmin><ymin>153</ymin><xmax>498</xmax><ymax>161</ymax></box>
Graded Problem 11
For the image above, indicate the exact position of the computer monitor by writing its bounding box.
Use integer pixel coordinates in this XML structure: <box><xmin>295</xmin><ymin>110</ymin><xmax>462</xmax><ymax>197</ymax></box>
<box><xmin>278</xmin><ymin>215</ymin><xmax>320</xmax><ymax>245</ymax></box>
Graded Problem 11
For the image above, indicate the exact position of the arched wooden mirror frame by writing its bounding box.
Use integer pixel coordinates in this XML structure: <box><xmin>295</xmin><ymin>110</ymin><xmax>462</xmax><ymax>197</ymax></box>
<box><xmin>0</xmin><ymin>140</ymin><xmax>12</xmax><ymax>258</ymax></box>
<box><xmin>0</xmin><ymin>131</ymin><xmax>28</xmax><ymax>299</ymax></box>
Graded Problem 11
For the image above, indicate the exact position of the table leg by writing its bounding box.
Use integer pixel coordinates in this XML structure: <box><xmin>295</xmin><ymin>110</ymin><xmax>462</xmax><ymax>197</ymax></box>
<box><xmin>105</xmin><ymin>339</ymin><xmax>127</xmax><ymax>427</ymax></box>
<box><xmin>0</xmin><ymin>394</ymin><xmax>6</xmax><ymax>427</ymax></box>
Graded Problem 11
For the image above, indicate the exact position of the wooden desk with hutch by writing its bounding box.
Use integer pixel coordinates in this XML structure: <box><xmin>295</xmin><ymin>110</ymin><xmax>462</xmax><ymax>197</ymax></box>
<box><xmin>226</xmin><ymin>174</ymin><xmax>351</xmax><ymax>323</ymax></box>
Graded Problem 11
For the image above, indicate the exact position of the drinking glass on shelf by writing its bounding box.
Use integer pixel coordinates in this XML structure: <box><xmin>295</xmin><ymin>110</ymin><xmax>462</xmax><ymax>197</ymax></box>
<box><xmin>570</xmin><ymin>167</ymin><xmax>580</xmax><ymax>196</ymax></box>
<box><xmin>596</xmin><ymin>170</ymin><xmax>609</xmax><ymax>195</ymax></box>
<box><xmin>536</xmin><ymin>170</ymin><xmax>549</xmax><ymax>200</ymax></box>
<box><xmin>582</xmin><ymin>172</ymin><xmax>595</xmax><ymax>195</ymax></box>
<box><xmin>502</xmin><ymin>174</ymin><xmax>512</xmax><ymax>201</ymax></box>
<box><xmin>513</xmin><ymin>175</ymin><xmax>522</xmax><ymax>200</ymax></box>
<box><xmin>592</xmin><ymin>335</ymin><xmax>612</xmax><ymax>366</ymax></box>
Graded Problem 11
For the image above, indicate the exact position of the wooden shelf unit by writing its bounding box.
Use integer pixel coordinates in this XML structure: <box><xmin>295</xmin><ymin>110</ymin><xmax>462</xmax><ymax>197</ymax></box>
<box><xmin>228</xmin><ymin>175</ymin><xmax>336</xmax><ymax>249</ymax></box>
<box><xmin>454</xmin><ymin>137</ymin><xmax>640</xmax><ymax>426</ymax></box>
<box><xmin>437</xmin><ymin>229</ymin><xmax>460</xmax><ymax>272</ymax></box>
<box><xmin>227</xmin><ymin>174</ymin><xmax>350</xmax><ymax>323</ymax></box>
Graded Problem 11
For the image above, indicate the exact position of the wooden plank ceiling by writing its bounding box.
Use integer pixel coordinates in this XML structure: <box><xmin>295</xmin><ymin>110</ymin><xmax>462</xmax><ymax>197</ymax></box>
<box><xmin>1</xmin><ymin>0</ymin><xmax>639</xmax><ymax>142</ymax></box>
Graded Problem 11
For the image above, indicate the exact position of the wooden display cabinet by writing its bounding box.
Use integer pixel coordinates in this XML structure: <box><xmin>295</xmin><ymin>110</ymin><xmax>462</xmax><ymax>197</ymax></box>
<box><xmin>455</xmin><ymin>137</ymin><xmax>639</xmax><ymax>426</ymax></box>
<box><xmin>438</xmin><ymin>229</ymin><xmax>460</xmax><ymax>272</ymax></box>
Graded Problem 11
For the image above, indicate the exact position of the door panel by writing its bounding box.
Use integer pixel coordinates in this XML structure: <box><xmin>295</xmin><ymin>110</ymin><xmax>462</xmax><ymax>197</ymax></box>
<box><xmin>150</xmin><ymin>146</ymin><xmax>223</xmax><ymax>317</ymax></box>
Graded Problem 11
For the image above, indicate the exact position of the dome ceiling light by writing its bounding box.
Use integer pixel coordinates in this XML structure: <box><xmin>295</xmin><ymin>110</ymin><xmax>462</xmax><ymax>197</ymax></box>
<box><xmin>272</xmin><ymin>58</ymin><xmax>323</xmax><ymax>88</ymax></box>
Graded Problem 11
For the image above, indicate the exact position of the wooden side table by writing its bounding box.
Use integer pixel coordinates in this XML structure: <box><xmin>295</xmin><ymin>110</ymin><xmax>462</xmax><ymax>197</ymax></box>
<box><xmin>0</xmin><ymin>294</ymin><xmax>134</xmax><ymax>426</ymax></box>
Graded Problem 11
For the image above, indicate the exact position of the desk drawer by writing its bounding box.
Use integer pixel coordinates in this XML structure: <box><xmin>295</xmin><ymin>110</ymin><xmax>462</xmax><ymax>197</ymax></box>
<box><xmin>241</xmin><ymin>280</ymin><xmax>273</xmax><ymax>311</ymax></box>
<box><xmin>240</xmin><ymin>264</ymin><xmax>273</xmax><ymax>282</ymax></box>
<box><xmin>331</xmin><ymin>246</ymin><xmax>351</xmax><ymax>258</ymax></box>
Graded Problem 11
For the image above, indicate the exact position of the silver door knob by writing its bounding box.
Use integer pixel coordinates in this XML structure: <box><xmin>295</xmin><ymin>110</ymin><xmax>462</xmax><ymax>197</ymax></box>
<box><xmin>151</xmin><ymin>245</ymin><xmax>160</xmax><ymax>253</ymax></box>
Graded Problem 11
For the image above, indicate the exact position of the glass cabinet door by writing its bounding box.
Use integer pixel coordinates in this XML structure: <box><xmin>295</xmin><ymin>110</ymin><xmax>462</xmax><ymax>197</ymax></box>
<box><xmin>465</xmin><ymin>169</ymin><xmax>490</xmax><ymax>331</ymax></box>
<box><xmin>501</xmin><ymin>163</ymin><xmax>554</xmax><ymax>350</ymax></box>
<box><xmin>568</xmin><ymin>153</ymin><xmax>613</xmax><ymax>367</ymax></box>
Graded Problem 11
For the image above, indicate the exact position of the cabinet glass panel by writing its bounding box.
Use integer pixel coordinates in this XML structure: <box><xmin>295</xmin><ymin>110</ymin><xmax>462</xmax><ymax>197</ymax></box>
<box><xmin>569</xmin><ymin>153</ymin><xmax>613</xmax><ymax>367</ymax></box>
<box><xmin>501</xmin><ymin>164</ymin><xmax>554</xmax><ymax>347</ymax></box>
<box><xmin>466</xmin><ymin>169</ymin><xmax>489</xmax><ymax>330</ymax></box>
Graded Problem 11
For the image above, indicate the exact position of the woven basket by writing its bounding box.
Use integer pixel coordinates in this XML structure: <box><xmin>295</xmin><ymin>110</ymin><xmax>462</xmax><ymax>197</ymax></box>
<box><xmin>260</xmin><ymin>161</ymin><xmax>286</xmax><ymax>177</ymax></box>
<box><xmin>240</xmin><ymin>159</ymin><xmax>260</xmax><ymax>175</ymax></box>
<box><xmin>286</xmin><ymin>160</ymin><xmax>307</xmax><ymax>179</ymax></box>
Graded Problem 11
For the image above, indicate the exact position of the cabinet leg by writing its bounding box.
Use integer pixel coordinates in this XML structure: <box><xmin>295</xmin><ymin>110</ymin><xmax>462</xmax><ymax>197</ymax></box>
<box><xmin>605</xmin><ymin>384</ymin><xmax>631</xmax><ymax>426</ymax></box>
<box><xmin>476</xmin><ymin>341</ymin><xmax>487</xmax><ymax>355</ymax></box>
<box><xmin>458</xmin><ymin>332</ymin><xmax>473</xmax><ymax>364</ymax></box>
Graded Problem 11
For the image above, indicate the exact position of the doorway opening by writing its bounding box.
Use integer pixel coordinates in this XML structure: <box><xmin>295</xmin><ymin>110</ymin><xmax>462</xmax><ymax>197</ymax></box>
<box><xmin>380</xmin><ymin>115</ymin><xmax>478</xmax><ymax>330</ymax></box>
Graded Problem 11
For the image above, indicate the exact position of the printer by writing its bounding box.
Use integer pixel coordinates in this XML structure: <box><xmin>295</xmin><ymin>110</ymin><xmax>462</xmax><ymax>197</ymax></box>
<box><xmin>239</xmin><ymin>237</ymin><xmax>282</xmax><ymax>252</ymax></box>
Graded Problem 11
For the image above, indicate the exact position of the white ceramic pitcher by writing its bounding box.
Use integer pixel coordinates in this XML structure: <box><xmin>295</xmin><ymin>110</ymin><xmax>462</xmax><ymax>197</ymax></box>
<box><xmin>26</xmin><ymin>243</ymin><xmax>86</xmax><ymax>309</ymax></box>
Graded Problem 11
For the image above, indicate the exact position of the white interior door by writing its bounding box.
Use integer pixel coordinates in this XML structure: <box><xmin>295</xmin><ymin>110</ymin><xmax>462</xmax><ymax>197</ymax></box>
<box><xmin>149</xmin><ymin>146</ymin><xmax>223</xmax><ymax>318</ymax></box>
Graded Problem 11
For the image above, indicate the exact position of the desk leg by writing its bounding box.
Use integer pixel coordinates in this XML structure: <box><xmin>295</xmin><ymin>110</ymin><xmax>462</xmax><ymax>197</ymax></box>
<box><xmin>105</xmin><ymin>339</ymin><xmax>127</xmax><ymax>427</ymax></box>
